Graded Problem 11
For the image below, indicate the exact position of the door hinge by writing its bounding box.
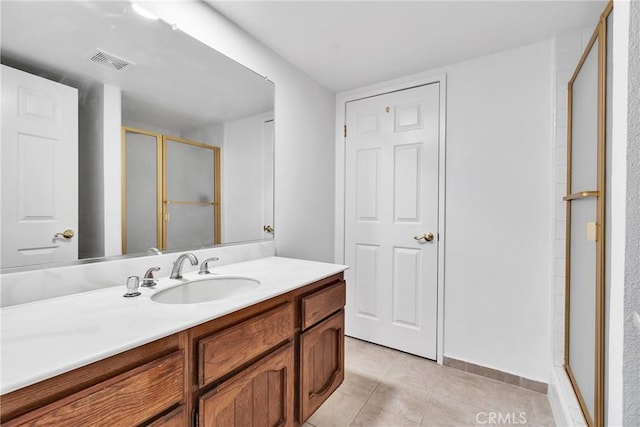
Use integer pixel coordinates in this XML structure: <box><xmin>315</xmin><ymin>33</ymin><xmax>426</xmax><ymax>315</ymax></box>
<box><xmin>343</xmin><ymin>124</ymin><xmax>347</xmax><ymax>138</ymax></box>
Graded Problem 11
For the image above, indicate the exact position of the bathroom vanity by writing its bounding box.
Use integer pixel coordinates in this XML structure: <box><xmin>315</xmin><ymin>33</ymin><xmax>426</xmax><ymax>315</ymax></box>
<box><xmin>0</xmin><ymin>257</ymin><xmax>347</xmax><ymax>426</ymax></box>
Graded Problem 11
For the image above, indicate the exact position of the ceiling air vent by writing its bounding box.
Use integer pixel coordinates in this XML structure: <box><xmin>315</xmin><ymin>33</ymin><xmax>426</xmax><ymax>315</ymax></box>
<box><xmin>88</xmin><ymin>49</ymin><xmax>135</xmax><ymax>72</ymax></box>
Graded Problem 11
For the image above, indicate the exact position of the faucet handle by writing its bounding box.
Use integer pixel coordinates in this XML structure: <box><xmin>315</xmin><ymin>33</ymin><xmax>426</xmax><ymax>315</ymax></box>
<box><xmin>124</xmin><ymin>276</ymin><xmax>141</xmax><ymax>297</ymax></box>
<box><xmin>198</xmin><ymin>257</ymin><xmax>220</xmax><ymax>275</ymax></box>
<box><xmin>141</xmin><ymin>267</ymin><xmax>161</xmax><ymax>287</ymax></box>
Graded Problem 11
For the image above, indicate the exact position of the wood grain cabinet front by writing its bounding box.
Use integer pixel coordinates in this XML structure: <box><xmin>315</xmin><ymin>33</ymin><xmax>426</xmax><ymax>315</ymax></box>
<box><xmin>5</xmin><ymin>351</ymin><xmax>184</xmax><ymax>427</ymax></box>
<box><xmin>198</xmin><ymin>302</ymin><xmax>294</xmax><ymax>387</ymax></box>
<box><xmin>198</xmin><ymin>343</ymin><xmax>295</xmax><ymax>427</ymax></box>
<box><xmin>299</xmin><ymin>310</ymin><xmax>345</xmax><ymax>422</ymax></box>
<box><xmin>301</xmin><ymin>280</ymin><xmax>346</xmax><ymax>330</ymax></box>
<box><xmin>145</xmin><ymin>405</ymin><xmax>187</xmax><ymax>427</ymax></box>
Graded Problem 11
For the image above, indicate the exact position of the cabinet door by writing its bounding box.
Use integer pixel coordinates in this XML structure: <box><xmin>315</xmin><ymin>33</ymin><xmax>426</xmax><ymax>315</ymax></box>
<box><xmin>300</xmin><ymin>310</ymin><xmax>345</xmax><ymax>422</ymax></box>
<box><xmin>199</xmin><ymin>343</ymin><xmax>294</xmax><ymax>427</ymax></box>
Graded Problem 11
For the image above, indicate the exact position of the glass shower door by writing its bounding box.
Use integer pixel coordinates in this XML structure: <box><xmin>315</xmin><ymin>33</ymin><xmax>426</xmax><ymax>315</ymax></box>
<box><xmin>163</xmin><ymin>136</ymin><xmax>220</xmax><ymax>251</ymax></box>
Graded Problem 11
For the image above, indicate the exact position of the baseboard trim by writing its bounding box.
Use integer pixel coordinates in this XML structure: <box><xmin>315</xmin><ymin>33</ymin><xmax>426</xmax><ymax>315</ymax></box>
<box><xmin>443</xmin><ymin>356</ymin><xmax>548</xmax><ymax>394</ymax></box>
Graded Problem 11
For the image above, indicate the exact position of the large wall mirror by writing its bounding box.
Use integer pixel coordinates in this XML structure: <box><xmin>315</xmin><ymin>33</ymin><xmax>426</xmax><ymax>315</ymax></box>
<box><xmin>0</xmin><ymin>1</ymin><xmax>275</xmax><ymax>271</ymax></box>
<box><xmin>563</xmin><ymin>3</ymin><xmax>612</xmax><ymax>427</ymax></box>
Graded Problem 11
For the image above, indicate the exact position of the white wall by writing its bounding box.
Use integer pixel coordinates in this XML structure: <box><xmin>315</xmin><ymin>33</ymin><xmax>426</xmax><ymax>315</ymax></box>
<box><xmin>122</xmin><ymin>119</ymin><xmax>176</xmax><ymax>137</ymax></box>
<box><xmin>622</xmin><ymin>2</ymin><xmax>639</xmax><ymax>424</ymax></box>
<box><xmin>443</xmin><ymin>41</ymin><xmax>553</xmax><ymax>382</ymax></box>
<box><xmin>78</xmin><ymin>83</ymin><xmax>122</xmax><ymax>259</ymax></box>
<box><xmin>182</xmin><ymin>122</ymin><xmax>225</xmax><ymax>147</ymax></box>
<box><xmin>103</xmin><ymin>85</ymin><xmax>122</xmax><ymax>257</ymax></box>
<box><xmin>223</xmin><ymin>112</ymin><xmax>272</xmax><ymax>243</ymax></box>
<box><xmin>604</xmin><ymin>4</ymin><xmax>639</xmax><ymax>424</ymax></box>
<box><xmin>606</xmin><ymin>5</ymin><xmax>628</xmax><ymax>425</ymax></box>
<box><xmin>78</xmin><ymin>84</ymin><xmax>105</xmax><ymax>259</ymax></box>
<box><xmin>336</xmin><ymin>40</ymin><xmax>554</xmax><ymax>382</ymax></box>
<box><xmin>145</xmin><ymin>2</ymin><xmax>336</xmax><ymax>263</ymax></box>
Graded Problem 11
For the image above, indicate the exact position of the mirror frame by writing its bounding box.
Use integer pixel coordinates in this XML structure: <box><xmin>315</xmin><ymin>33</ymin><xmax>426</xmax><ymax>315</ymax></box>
<box><xmin>563</xmin><ymin>2</ymin><xmax>612</xmax><ymax>426</ymax></box>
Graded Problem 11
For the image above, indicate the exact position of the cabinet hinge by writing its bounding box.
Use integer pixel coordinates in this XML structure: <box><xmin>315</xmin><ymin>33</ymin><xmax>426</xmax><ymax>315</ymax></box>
<box><xmin>343</xmin><ymin>125</ymin><xmax>347</xmax><ymax>138</ymax></box>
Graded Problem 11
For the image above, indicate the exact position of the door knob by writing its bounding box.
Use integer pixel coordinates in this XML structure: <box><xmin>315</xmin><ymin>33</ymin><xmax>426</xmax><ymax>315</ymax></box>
<box><xmin>264</xmin><ymin>225</ymin><xmax>274</xmax><ymax>234</ymax></box>
<box><xmin>414</xmin><ymin>232</ymin><xmax>434</xmax><ymax>242</ymax></box>
<box><xmin>54</xmin><ymin>229</ymin><xmax>75</xmax><ymax>239</ymax></box>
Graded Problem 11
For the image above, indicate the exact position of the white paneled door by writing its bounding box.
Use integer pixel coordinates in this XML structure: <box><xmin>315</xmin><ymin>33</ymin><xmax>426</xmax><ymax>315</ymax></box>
<box><xmin>1</xmin><ymin>65</ymin><xmax>78</xmax><ymax>268</ymax></box>
<box><xmin>344</xmin><ymin>84</ymin><xmax>440</xmax><ymax>359</ymax></box>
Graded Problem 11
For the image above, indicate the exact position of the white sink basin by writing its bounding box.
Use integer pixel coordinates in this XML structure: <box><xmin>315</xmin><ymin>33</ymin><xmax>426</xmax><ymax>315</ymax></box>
<box><xmin>151</xmin><ymin>276</ymin><xmax>261</xmax><ymax>304</ymax></box>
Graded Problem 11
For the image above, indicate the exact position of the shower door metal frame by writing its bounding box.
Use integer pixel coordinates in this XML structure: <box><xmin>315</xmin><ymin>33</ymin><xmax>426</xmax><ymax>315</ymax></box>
<box><xmin>563</xmin><ymin>3</ymin><xmax>611</xmax><ymax>427</ymax></box>
<box><xmin>162</xmin><ymin>135</ymin><xmax>221</xmax><ymax>249</ymax></box>
<box><xmin>121</xmin><ymin>129</ymin><xmax>221</xmax><ymax>254</ymax></box>
<box><xmin>121</xmin><ymin>126</ymin><xmax>163</xmax><ymax>254</ymax></box>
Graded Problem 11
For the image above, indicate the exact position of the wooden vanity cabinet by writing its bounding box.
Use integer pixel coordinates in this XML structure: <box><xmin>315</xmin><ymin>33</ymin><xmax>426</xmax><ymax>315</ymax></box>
<box><xmin>299</xmin><ymin>281</ymin><xmax>346</xmax><ymax>422</ymax></box>
<box><xmin>0</xmin><ymin>272</ymin><xmax>345</xmax><ymax>427</ymax></box>
<box><xmin>197</xmin><ymin>302</ymin><xmax>295</xmax><ymax>388</ymax></box>
<box><xmin>1</xmin><ymin>335</ymin><xmax>187</xmax><ymax>426</ymax></box>
<box><xmin>300</xmin><ymin>311</ymin><xmax>345</xmax><ymax>422</ymax></box>
<box><xmin>199</xmin><ymin>343</ymin><xmax>295</xmax><ymax>427</ymax></box>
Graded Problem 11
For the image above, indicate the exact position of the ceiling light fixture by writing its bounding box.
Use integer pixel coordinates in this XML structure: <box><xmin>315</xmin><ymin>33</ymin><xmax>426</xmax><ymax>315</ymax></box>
<box><xmin>131</xmin><ymin>3</ymin><xmax>159</xmax><ymax>21</ymax></box>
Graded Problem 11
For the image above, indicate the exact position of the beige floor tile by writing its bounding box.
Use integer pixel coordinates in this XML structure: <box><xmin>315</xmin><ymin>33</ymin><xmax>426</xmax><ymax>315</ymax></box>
<box><xmin>435</xmin><ymin>369</ymin><xmax>555</xmax><ymax>426</ymax></box>
<box><xmin>339</xmin><ymin>369</ymin><xmax>379</xmax><ymax>401</ymax></box>
<box><xmin>356</xmin><ymin>382</ymin><xmax>432</xmax><ymax>425</ymax></box>
<box><xmin>307</xmin><ymin>389</ymin><xmax>365</xmax><ymax>427</ymax></box>
<box><xmin>421</xmin><ymin>392</ymin><xmax>484</xmax><ymax>426</ymax></box>
<box><xmin>315</xmin><ymin>338</ymin><xmax>555</xmax><ymax>427</ymax></box>
<box><xmin>350</xmin><ymin>400</ymin><xmax>422</xmax><ymax>427</ymax></box>
<box><xmin>487</xmin><ymin>387</ymin><xmax>556</xmax><ymax>426</ymax></box>
<box><xmin>435</xmin><ymin>369</ymin><xmax>515</xmax><ymax>411</ymax></box>
<box><xmin>384</xmin><ymin>351</ymin><xmax>443</xmax><ymax>392</ymax></box>
<box><xmin>345</xmin><ymin>338</ymin><xmax>399</xmax><ymax>379</ymax></box>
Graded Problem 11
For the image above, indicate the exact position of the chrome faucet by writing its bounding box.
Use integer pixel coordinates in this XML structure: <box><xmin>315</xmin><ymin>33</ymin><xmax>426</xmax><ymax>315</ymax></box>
<box><xmin>170</xmin><ymin>253</ymin><xmax>198</xmax><ymax>279</ymax></box>
<box><xmin>198</xmin><ymin>257</ymin><xmax>220</xmax><ymax>275</ymax></box>
<box><xmin>141</xmin><ymin>266</ymin><xmax>161</xmax><ymax>287</ymax></box>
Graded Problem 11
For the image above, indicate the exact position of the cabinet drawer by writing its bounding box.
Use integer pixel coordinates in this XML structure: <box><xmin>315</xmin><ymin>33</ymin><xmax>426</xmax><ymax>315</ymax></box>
<box><xmin>6</xmin><ymin>351</ymin><xmax>184</xmax><ymax>427</ymax></box>
<box><xmin>301</xmin><ymin>280</ymin><xmax>345</xmax><ymax>330</ymax></box>
<box><xmin>300</xmin><ymin>310</ymin><xmax>345</xmax><ymax>422</ymax></box>
<box><xmin>199</xmin><ymin>302</ymin><xmax>294</xmax><ymax>387</ymax></box>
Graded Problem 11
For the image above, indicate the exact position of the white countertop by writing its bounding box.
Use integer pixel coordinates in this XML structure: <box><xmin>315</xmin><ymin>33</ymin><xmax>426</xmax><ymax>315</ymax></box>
<box><xmin>0</xmin><ymin>256</ymin><xmax>347</xmax><ymax>395</ymax></box>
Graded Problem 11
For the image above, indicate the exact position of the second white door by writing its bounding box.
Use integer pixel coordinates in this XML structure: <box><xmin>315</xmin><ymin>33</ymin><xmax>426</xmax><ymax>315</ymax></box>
<box><xmin>1</xmin><ymin>65</ymin><xmax>78</xmax><ymax>268</ymax></box>
<box><xmin>344</xmin><ymin>83</ymin><xmax>440</xmax><ymax>359</ymax></box>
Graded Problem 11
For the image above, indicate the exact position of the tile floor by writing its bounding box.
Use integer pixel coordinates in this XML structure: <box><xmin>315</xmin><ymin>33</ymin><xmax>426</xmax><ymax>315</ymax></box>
<box><xmin>304</xmin><ymin>337</ymin><xmax>556</xmax><ymax>427</ymax></box>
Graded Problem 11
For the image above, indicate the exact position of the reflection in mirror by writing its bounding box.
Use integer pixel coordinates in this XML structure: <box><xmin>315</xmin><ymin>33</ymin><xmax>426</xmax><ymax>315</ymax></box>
<box><xmin>163</xmin><ymin>135</ymin><xmax>220</xmax><ymax>251</ymax></box>
<box><xmin>122</xmin><ymin>127</ymin><xmax>162</xmax><ymax>254</ymax></box>
<box><xmin>0</xmin><ymin>1</ymin><xmax>275</xmax><ymax>271</ymax></box>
